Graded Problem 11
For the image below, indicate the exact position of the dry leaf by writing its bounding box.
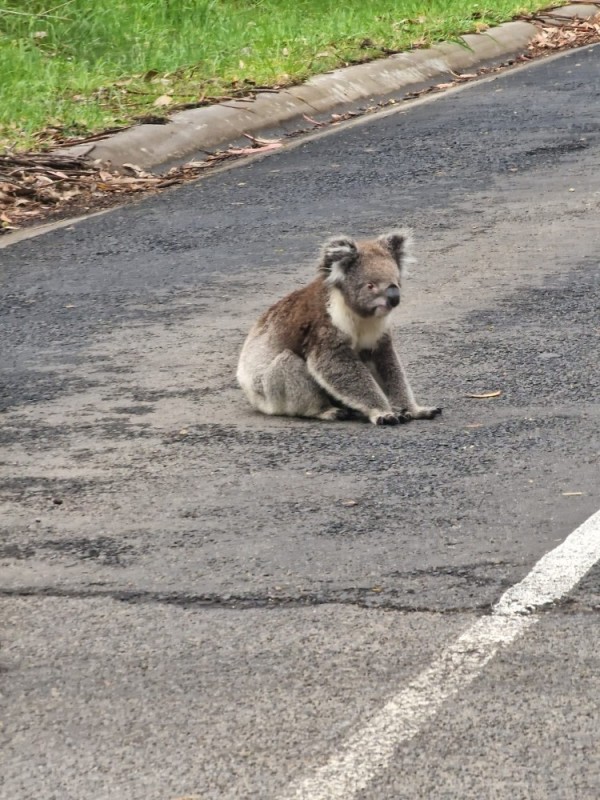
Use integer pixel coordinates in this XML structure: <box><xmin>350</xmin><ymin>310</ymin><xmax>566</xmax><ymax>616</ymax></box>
<box><xmin>303</xmin><ymin>113</ymin><xmax>324</xmax><ymax>126</ymax></box>
<box><xmin>37</xmin><ymin>188</ymin><xmax>62</xmax><ymax>203</ymax></box>
<box><xmin>153</xmin><ymin>94</ymin><xmax>173</xmax><ymax>107</ymax></box>
<box><xmin>466</xmin><ymin>390</ymin><xmax>502</xmax><ymax>399</ymax></box>
<box><xmin>34</xmin><ymin>175</ymin><xmax>54</xmax><ymax>187</ymax></box>
<box><xmin>0</xmin><ymin>212</ymin><xmax>16</xmax><ymax>229</ymax></box>
<box><xmin>341</xmin><ymin>499</ymin><xmax>358</xmax><ymax>507</ymax></box>
<box><xmin>122</xmin><ymin>163</ymin><xmax>153</xmax><ymax>178</ymax></box>
<box><xmin>242</xmin><ymin>132</ymin><xmax>281</xmax><ymax>146</ymax></box>
<box><xmin>227</xmin><ymin>143</ymin><xmax>282</xmax><ymax>155</ymax></box>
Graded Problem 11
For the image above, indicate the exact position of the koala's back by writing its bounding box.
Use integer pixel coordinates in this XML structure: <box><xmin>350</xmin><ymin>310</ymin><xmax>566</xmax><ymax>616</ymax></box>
<box><xmin>237</xmin><ymin>278</ymin><xmax>320</xmax><ymax>394</ymax></box>
<box><xmin>252</xmin><ymin>278</ymin><xmax>328</xmax><ymax>357</ymax></box>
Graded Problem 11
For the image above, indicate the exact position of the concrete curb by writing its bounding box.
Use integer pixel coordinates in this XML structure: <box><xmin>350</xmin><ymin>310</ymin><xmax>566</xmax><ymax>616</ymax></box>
<box><xmin>59</xmin><ymin>5</ymin><xmax>600</xmax><ymax>170</ymax></box>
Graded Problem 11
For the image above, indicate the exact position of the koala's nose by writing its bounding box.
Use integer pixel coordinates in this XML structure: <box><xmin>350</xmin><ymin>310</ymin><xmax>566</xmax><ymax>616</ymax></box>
<box><xmin>386</xmin><ymin>286</ymin><xmax>400</xmax><ymax>307</ymax></box>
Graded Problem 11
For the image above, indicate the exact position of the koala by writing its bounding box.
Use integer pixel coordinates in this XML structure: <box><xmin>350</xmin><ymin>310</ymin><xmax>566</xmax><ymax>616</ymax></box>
<box><xmin>236</xmin><ymin>229</ymin><xmax>441</xmax><ymax>425</ymax></box>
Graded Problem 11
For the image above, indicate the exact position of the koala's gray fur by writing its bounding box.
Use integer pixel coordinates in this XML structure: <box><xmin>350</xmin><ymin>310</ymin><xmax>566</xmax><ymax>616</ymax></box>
<box><xmin>237</xmin><ymin>230</ymin><xmax>441</xmax><ymax>425</ymax></box>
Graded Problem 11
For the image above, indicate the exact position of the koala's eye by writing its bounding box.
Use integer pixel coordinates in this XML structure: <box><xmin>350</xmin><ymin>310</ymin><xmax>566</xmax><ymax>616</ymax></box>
<box><xmin>366</xmin><ymin>282</ymin><xmax>375</xmax><ymax>290</ymax></box>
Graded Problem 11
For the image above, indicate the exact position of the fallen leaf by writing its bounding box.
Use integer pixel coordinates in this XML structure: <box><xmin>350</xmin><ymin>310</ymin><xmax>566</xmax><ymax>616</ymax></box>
<box><xmin>37</xmin><ymin>188</ymin><xmax>62</xmax><ymax>203</ymax></box>
<box><xmin>341</xmin><ymin>499</ymin><xmax>358</xmax><ymax>507</ymax></box>
<box><xmin>34</xmin><ymin>174</ymin><xmax>54</xmax><ymax>187</ymax></box>
<box><xmin>60</xmin><ymin>189</ymin><xmax>81</xmax><ymax>201</ymax></box>
<box><xmin>227</xmin><ymin>143</ymin><xmax>282</xmax><ymax>155</ymax></box>
<box><xmin>242</xmin><ymin>132</ymin><xmax>281</xmax><ymax>146</ymax></box>
<box><xmin>153</xmin><ymin>94</ymin><xmax>173</xmax><ymax>107</ymax></box>
<box><xmin>0</xmin><ymin>212</ymin><xmax>16</xmax><ymax>230</ymax></box>
<box><xmin>465</xmin><ymin>390</ymin><xmax>502</xmax><ymax>399</ymax></box>
<box><xmin>303</xmin><ymin>113</ymin><xmax>324</xmax><ymax>126</ymax></box>
<box><xmin>122</xmin><ymin>163</ymin><xmax>153</xmax><ymax>178</ymax></box>
<box><xmin>562</xmin><ymin>491</ymin><xmax>584</xmax><ymax>497</ymax></box>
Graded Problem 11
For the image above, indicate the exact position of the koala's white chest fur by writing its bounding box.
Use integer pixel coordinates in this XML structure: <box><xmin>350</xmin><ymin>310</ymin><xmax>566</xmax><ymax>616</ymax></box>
<box><xmin>327</xmin><ymin>288</ymin><xmax>390</xmax><ymax>351</ymax></box>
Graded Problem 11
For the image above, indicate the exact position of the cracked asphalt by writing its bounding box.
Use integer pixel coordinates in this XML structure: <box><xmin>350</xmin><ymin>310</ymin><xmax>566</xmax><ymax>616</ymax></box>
<box><xmin>1</xmin><ymin>45</ymin><xmax>600</xmax><ymax>800</ymax></box>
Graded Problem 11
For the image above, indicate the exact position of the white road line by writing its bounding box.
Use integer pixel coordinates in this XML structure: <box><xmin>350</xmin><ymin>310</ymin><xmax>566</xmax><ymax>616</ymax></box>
<box><xmin>281</xmin><ymin>509</ymin><xmax>600</xmax><ymax>800</ymax></box>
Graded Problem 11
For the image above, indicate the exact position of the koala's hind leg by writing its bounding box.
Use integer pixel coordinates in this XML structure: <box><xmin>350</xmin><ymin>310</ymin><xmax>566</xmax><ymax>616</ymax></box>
<box><xmin>262</xmin><ymin>351</ymin><xmax>347</xmax><ymax>420</ymax></box>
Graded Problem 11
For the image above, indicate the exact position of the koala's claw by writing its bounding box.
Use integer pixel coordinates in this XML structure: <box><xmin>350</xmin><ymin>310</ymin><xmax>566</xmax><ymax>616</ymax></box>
<box><xmin>410</xmin><ymin>406</ymin><xmax>443</xmax><ymax>420</ymax></box>
<box><xmin>374</xmin><ymin>412</ymin><xmax>404</xmax><ymax>426</ymax></box>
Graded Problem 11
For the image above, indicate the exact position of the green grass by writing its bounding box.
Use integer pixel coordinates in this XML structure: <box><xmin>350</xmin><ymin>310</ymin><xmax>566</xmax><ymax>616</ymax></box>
<box><xmin>1</xmin><ymin>0</ymin><xmax>562</xmax><ymax>152</ymax></box>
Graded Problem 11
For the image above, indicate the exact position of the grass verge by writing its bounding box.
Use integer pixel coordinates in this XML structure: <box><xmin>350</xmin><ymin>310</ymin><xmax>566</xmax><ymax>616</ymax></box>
<box><xmin>1</xmin><ymin>0</ymin><xmax>565</xmax><ymax>152</ymax></box>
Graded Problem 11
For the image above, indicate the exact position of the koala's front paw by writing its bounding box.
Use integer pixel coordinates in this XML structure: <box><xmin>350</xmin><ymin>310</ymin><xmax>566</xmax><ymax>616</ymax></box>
<box><xmin>370</xmin><ymin>411</ymin><xmax>407</xmax><ymax>426</ymax></box>
<box><xmin>406</xmin><ymin>406</ymin><xmax>442</xmax><ymax>420</ymax></box>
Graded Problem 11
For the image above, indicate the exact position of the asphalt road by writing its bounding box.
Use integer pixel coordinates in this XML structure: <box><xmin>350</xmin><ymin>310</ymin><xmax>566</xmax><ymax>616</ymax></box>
<box><xmin>2</xmin><ymin>45</ymin><xmax>600</xmax><ymax>800</ymax></box>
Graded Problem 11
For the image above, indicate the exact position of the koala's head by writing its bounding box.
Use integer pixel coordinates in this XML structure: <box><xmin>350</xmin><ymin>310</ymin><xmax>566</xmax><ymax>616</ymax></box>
<box><xmin>318</xmin><ymin>229</ymin><xmax>413</xmax><ymax>318</ymax></box>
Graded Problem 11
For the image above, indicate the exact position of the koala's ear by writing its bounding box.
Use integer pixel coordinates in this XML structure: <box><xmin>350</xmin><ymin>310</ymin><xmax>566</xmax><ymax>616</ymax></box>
<box><xmin>378</xmin><ymin>228</ymin><xmax>414</xmax><ymax>276</ymax></box>
<box><xmin>318</xmin><ymin>236</ymin><xmax>358</xmax><ymax>284</ymax></box>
